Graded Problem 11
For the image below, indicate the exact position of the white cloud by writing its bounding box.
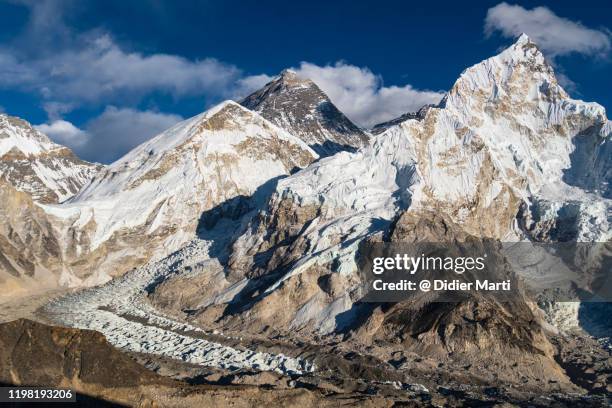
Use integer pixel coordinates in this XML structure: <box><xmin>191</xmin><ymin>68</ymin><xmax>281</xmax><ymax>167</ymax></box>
<box><xmin>42</xmin><ymin>102</ymin><xmax>74</xmax><ymax>120</ymax></box>
<box><xmin>83</xmin><ymin>106</ymin><xmax>183</xmax><ymax>163</ymax></box>
<box><xmin>0</xmin><ymin>1</ymin><xmax>271</xmax><ymax>116</ymax></box>
<box><xmin>36</xmin><ymin>107</ymin><xmax>183</xmax><ymax>163</ymax></box>
<box><xmin>232</xmin><ymin>74</ymin><xmax>274</xmax><ymax>99</ymax></box>
<box><xmin>294</xmin><ymin>62</ymin><xmax>443</xmax><ymax>128</ymax></box>
<box><xmin>35</xmin><ymin>119</ymin><xmax>87</xmax><ymax>147</ymax></box>
<box><xmin>485</xmin><ymin>3</ymin><xmax>611</xmax><ymax>58</ymax></box>
<box><xmin>0</xmin><ymin>34</ymin><xmax>268</xmax><ymax>108</ymax></box>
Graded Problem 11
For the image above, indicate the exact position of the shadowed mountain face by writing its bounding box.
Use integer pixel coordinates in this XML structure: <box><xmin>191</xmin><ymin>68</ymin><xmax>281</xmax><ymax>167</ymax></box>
<box><xmin>241</xmin><ymin>70</ymin><xmax>370</xmax><ymax>156</ymax></box>
<box><xmin>370</xmin><ymin>104</ymin><xmax>434</xmax><ymax>135</ymax></box>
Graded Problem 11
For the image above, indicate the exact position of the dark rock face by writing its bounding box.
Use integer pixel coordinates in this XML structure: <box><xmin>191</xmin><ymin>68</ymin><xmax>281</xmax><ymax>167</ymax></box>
<box><xmin>241</xmin><ymin>70</ymin><xmax>369</xmax><ymax>156</ymax></box>
<box><xmin>0</xmin><ymin>319</ymin><xmax>162</xmax><ymax>390</ymax></box>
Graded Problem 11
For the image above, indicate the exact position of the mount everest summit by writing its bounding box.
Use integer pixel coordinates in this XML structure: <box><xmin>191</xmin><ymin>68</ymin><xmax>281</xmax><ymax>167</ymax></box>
<box><xmin>241</xmin><ymin>69</ymin><xmax>370</xmax><ymax>156</ymax></box>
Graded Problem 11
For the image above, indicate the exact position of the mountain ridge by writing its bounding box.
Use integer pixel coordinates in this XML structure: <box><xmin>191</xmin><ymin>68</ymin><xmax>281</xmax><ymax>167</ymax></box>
<box><xmin>192</xmin><ymin>33</ymin><xmax>611</xmax><ymax>338</ymax></box>
<box><xmin>0</xmin><ymin>113</ymin><xmax>101</xmax><ymax>203</ymax></box>
<box><xmin>1</xmin><ymin>34</ymin><xmax>610</xmax><ymax>404</ymax></box>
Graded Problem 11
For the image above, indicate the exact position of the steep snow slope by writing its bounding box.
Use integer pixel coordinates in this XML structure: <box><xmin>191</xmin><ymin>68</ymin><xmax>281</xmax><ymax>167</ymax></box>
<box><xmin>35</xmin><ymin>101</ymin><xmax>318</xmax><ymax>287</ymax></box>
<box><xmin>0</xmin><ymin>114</ymin><xmax>101</xmax><ymax>203</ymax></box>
<box><xmin>241</xmin><ymin>70</ymin><xmax>369</xmax><ymax>156</ymax></box>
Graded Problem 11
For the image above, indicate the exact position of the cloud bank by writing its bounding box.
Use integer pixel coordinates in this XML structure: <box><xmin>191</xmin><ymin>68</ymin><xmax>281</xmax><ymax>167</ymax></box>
<box><xmin>0</xmin><ymin>34</ymin><xmax>272</xmax><ymax>109</ymax></box>
<box><xmin>37</xmin><ymin>108</ymin><xmax>183</xmax><ymax>163</ymax></box>
<box><xmin>485</xmin><ymin>3</ymin><xmax>611</xmax><ymax>58</ymax></box>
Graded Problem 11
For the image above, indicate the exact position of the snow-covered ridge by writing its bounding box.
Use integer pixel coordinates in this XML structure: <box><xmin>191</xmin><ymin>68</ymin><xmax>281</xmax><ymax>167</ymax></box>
<box><xmin>0</xmin><ymin>113</ymin><xmax>101</xmax><ymax>203</ymax></box>
<box><xmin>0</xmin><ymin>114</ymin><xmax>55</xmax><ymax>156</ymax></box>
<box><xmin>240</xmin><ymin>34</ymin><xmax>609</xmax><ymax>234</ymax></box>
<box><xmin>34</xmin><ymin>100</ymin><xmax>318</xmax><ymax>287</ymax></box>
<box><xmin>1</xmin><ymin>35</ymin><xmax>610</xmax><ymax>320</ymax></box>
<box><xmin>72</xmin><ymin>100</ymin><xmax>316</xmax><ymax>202</ymax></box>
<box><xmin>3</xmin><ymin>34</ymin><xmax>609</xmax><ymax>380</ymax></box>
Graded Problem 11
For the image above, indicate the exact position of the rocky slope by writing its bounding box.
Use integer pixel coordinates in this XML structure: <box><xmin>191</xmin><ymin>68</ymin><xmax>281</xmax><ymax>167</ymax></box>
<box><xmin>0</xmin><ymin>179</ymin><xmax>63</xmax><ymax>300</ymax></box>
<box><xmin>241</xmin><ymin>70</ymin><xmax>370</xmax><ymax>156</ymax></box>
<box><xmin>0</xmin><ymin>114</ymin><xmax>101</xmax><ymax>203</ymax></box>
<box><xmin>0</xmin><ymin>319</ymin><xmax>341</xmax><ymax>408</ymax></box>
<box><xmin>10</xmin><ymin>319</ymin><xmax>598</xmax><ymax>407</ymax></box>
<box><xmin>370</xmin><ymin>104</ymin><xmax>434</xmax><ymax>135</ymax></box>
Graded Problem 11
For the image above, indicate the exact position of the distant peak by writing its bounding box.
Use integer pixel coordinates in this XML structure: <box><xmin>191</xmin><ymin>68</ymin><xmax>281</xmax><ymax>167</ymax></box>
<box><xmin>217</xmin><ymin>99</ymin><xmax>241</xmax><ymax>109</ymax></box>
<box><xmin>504</xmin><ymin>32</ymin><xmax>545</xmax><ymax>61</ymax></box>
<box><xmin>515</xmin><ymin>33</ymin><xmax>531</xmax><ymax>45</ymax></box>
<box><xmin>280</xmin><ymin>68</ymin><xmax>298</xmax><ymax>78</ymax></box>
<box><xmin>203</xmin><ymin>99</ymin><xmax>251</xmax><ymax>120</ymax></box>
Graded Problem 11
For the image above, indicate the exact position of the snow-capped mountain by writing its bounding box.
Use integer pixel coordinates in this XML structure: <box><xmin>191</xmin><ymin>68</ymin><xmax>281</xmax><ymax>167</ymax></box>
<box><xmin>2</xmin><ymin>33</ymin><xmax>610</xmax><ymax>400</ymax></box>
<box><xmin>0</xmin><ymin>114</ymin><xmax>101</xmax><ymax>203</ymax></box>
<box><xmin>35</xmin><ymin>101</ymin><xmax>318</xmax><ymax>287</ymax></box>
<box><xmin>184</xmin><ymin>34</ymin><xmax>611</xmax><ymax>336</ymax></box>
<box><xmin>241</xmin><ymin>69</ymin><xmax>370</xmax><ymax>156</ymax></box>
<box><xmin>1</xmin><ymin>35</ymin><xmax>609</xmax><ymax>339</ymax></box>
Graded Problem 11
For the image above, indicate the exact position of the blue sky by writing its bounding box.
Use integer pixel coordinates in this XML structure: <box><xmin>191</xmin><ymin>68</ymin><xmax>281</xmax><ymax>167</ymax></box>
<box><xmin>0</xmin><ymin>0</ymin><xmax>610</xmax><ymax>163</ymax></box>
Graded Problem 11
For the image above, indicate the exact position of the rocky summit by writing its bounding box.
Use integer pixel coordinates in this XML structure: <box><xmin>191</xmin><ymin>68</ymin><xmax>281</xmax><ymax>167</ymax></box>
<box><xmin>241</xmin><ymin>69</ymin><xmax>370</xmax><ymax>156</ymax></box>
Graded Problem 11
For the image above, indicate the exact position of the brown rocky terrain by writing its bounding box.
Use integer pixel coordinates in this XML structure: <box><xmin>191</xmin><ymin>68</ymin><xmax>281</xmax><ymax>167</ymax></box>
<box><xmin>0</xmin><ymin>319</ymin><xmax>376</xmax><ymax>407</ymax></box>
<box><xmin>2</xmin><ymin>319</ymin><xmax>607</xmax><ymax>407</ymax></box>
<box><xmin>0</xmin><ymin>179</ymin><xmax>64</xmax><ymax>299</ymax></box>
